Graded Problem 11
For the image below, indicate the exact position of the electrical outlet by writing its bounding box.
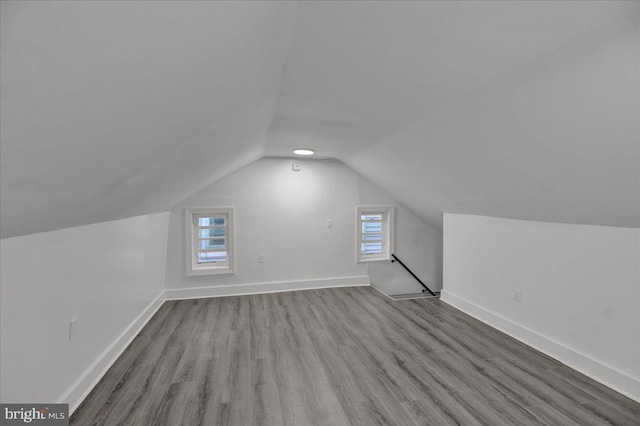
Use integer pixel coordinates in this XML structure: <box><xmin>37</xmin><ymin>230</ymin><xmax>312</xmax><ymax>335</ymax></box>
<box><xmin>327</xmin><ymin>219</ymin><xmax>333</xmax><ymax>228</ymax></box>
<box><xmin>69</xmin><ymin>317</ymin><xmax>77</xmax><ymax>340</ymax></box>
<box><xmin>513</xmin><ymin>289</ymin><xmax>522</xmax><ymax>302</ymax></box>
<box><xmin>258</xmin><ymin>254</ymin><xmax>264</xmax><ymax>263</ymax></box>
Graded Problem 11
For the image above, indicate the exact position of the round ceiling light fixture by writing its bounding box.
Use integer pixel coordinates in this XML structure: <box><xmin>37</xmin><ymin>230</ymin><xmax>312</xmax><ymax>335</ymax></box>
<box><xmin>293</xmin><ymin>148</ymin><xmax>315</xmax><ymax>156</ymax></box>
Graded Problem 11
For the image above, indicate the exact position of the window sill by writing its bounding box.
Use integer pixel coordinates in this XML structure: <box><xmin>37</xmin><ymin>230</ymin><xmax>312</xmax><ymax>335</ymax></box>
<box><xmin>357</xmin><ymin>256</ymin><xmax>391</xmax><ymax>264</ymax></box>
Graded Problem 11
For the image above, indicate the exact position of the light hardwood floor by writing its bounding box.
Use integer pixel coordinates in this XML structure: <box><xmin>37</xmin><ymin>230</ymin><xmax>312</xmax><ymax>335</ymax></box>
<box><xmin>71</xmin><ymin>286</ymin><xmax>640</xmax><ymax>425</ymax></box>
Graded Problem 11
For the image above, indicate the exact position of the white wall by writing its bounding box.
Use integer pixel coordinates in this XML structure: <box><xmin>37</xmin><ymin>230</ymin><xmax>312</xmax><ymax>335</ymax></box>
<box><xmin>164</xmin><ymin>157</ymin><xmax>442</xmax><ymax>298</ymax></box>
<box><xmin>442</xmin><ymin>213</ymin><xmax>640</xmax><ymax>401</ymax></box>
<box><xmin>0</xmin><ymin>212</ymin><xmax>170</xmax><ymax>411</ymax></box>
<box><xmin>366</xmin><ymin>206</ymin><xmax>443</xmax><ymax>295</ymax></box>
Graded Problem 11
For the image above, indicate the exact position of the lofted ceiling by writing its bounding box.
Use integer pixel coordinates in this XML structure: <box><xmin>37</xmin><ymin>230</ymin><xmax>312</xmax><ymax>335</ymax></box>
<box><xmin>1</xmin><ymin>1</ymin><xmax>638</xmax><ymax>238</ymax></box>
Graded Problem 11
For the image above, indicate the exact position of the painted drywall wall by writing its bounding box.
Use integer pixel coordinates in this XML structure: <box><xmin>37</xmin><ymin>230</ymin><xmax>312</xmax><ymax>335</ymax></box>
<box><xmin>0</xmin><ymin>212</ymin><xmax>169</xmax><ymax>410</ymax></box>
<box><xmin>164</xmin><ymin>157</ymin><xmax>441</xmax><ymax>297</ymax></box>
<box><xmin>442</xmin><ymin>213</ymin><xmax>640</xmax><ymax>401</ymax></box>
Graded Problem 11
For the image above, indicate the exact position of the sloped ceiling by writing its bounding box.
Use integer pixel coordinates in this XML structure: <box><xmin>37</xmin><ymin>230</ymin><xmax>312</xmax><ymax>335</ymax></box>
<box><xmin>1</xmin><ymin>1</ymin><xmax>638</xmax><ymax>238</ymax></box>
<box><xmin>1</xmin><ymin>1</ymin><xmax>296</xmax><ymax>237</ymax></box>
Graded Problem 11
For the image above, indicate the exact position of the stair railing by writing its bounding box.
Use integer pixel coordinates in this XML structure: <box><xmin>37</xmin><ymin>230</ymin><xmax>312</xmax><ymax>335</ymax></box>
<box><xmin>391</xmin><ymin>253</ymin><xmax>438</xmax><ymax>297</ymax></box>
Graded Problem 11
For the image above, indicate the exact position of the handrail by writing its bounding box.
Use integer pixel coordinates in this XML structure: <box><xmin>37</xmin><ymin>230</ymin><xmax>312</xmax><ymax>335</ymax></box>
<box><xmin>391</xmin><ymin>253</ymin><xmax>438</xmax><ymax>297</ymax></box>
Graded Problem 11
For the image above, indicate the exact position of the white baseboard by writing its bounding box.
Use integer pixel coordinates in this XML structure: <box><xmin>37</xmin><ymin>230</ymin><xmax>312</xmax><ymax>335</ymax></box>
<box><xmin>440</xmin><ymin>290</ymin><xmax>640</xmax><ymax>403</ymax></box>
<box><xmin>165</xmin><ymin>276</ymin><xmax>370</xmax><ymax>300</ymax></box>
<box><xmin>60</xmin><ymin>292</ymin><xmax>166</xmax><ymax>414</ymax></box>
<box><xmin>370</xmin><ymin>285</ymin><xmax>396</xmax><ymax>301</ymax></box>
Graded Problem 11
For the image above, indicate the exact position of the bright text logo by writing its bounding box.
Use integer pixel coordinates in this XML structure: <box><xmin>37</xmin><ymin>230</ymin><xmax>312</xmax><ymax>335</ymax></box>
<box><xmin>0</xmin><ymin>404</ymin><xmax>68</xmax><ymax>425</ymax></box>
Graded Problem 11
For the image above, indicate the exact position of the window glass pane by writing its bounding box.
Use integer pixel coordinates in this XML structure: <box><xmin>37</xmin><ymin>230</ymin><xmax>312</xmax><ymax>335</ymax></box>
<box><xmin>361</xmin><ymin>243</ymin><xmax>383</xmax><ymax>255</ymax></box>
<box><xmin>362</xmin><ymin>222</ymin><xmax>382</xmax><ymax>233</ymax></box>
<box><xmin>198</xmin><ymin>238</ymin><xmax>225</xmax><ymax>250</ymax></box>
<box><xmin>198</xmin><ymin>228</ymin><xmax>225</xmax><ymax>239</ymax></box>
<box><xmin>197</xmin><ymin>251</ymin><xmax>227</xmax><ymax>263</ymax></box>
<box><xmin>361</xmin><ymin>214</ymin><xmax>382</xmax><ymax>221</ymax></box>
<box><xmin>198</xmin><ymin>216</ymin><xmax>225</xmax><ymax>226</ymax></box>
<box><xmin>362</xmin><ymin>233</ymin><xmax>382</xmax><ymax>241</ymax></box>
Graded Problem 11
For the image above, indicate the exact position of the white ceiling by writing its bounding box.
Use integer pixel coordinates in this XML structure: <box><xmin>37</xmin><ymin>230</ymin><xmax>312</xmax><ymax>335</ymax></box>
<box><xmin>1</xmin><ymin>1</ymin><xmax>296</xmax><ymax>237</ymax></box>
<box><xmin>1</xmin><ymin>1</ymin><xmax>638</xmax><ymax>237</ymax></box>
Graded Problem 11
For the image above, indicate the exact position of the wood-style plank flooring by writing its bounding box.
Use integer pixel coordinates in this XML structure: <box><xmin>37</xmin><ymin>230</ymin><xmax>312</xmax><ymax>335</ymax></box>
<box><xmin>71</xmin><ymin>286</ymin><xmax>640</xmax><ymax>425</ymax></box>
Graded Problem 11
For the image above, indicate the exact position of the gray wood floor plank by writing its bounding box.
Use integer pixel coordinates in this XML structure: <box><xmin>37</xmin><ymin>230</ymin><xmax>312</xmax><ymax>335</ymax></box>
<box><xmin>401</xmin><ymin>398</ymin><xmax>459</xmax><ymax>426</ymax></box>
<box><xmin>583</xmin><ymin>398</ymin><xmax>640</xmax><ymax>426</ymax></box>
<box><xmin>550</xmin><ymin>364</ymin><xmax>640</xmax><ymax>416</ymax></box>
<box><xmin>151</xmin><ymin>381</ymin><xmax>200</xmax><ymax>426</ymax></box>
<box><xmin>69</xmin><ymin>302</ymin><xmax>185</xmax><ymax>423</ymax></box>
<box><xmin>71</xmin><ymin>286</ymin><xmax>640</xmax><ymax>425</ymax></box>
<box><xmin>116</xmin><ymin>344</ymin><xmax>186</xmax><ymax>426</ymax></box>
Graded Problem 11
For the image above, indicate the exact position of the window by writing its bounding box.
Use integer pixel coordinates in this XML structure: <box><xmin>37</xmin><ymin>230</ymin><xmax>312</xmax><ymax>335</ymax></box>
<box><xmin>356</xmin><ymin>206</ymin><xmax>394</xmax><ymax>262</ymax></box>
<box><xmin>185</xmin><ymin>207</ymin><xmax>234</xmax><ymax>276</ymax></box>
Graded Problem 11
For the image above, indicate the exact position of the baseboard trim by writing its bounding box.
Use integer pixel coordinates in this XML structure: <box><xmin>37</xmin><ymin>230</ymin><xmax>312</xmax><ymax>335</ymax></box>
<box><xmin>60</xmin><ymin>292</ymin><xmax>166</xmax><ymax>414</ymax></box>
<box><xmin>165</xmin><ymin>276</ymin><xmax>370</xmax><ymax>300</ymax></box>
<box><xmin>370</xmin><ymin>284</ymin><xmax>396</xmax><ymax>301</ymax></box>
<box><xmin>440</xmin><ymin>289</ymin><xmax>640</xmax><ymax>403</ymax></box>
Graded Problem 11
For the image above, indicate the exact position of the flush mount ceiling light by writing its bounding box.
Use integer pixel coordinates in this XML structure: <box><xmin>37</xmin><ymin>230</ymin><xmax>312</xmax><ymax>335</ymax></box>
<box><xmin>293</xmin><ymin>148</ymin><xmax>315</xmax><ymax>156</ymax></box>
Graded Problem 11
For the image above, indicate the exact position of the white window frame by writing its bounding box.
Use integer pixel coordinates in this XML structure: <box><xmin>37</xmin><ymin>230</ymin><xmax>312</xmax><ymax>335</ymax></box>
<box><xmin>356</xmin><ymin>206</ymin><xmax>394</xmax><ymax>263</ymax></box>
<box><xmin>185</xmin><ymin>207</ymin><xmax>235</xmax><ymax>276</ymax></box>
